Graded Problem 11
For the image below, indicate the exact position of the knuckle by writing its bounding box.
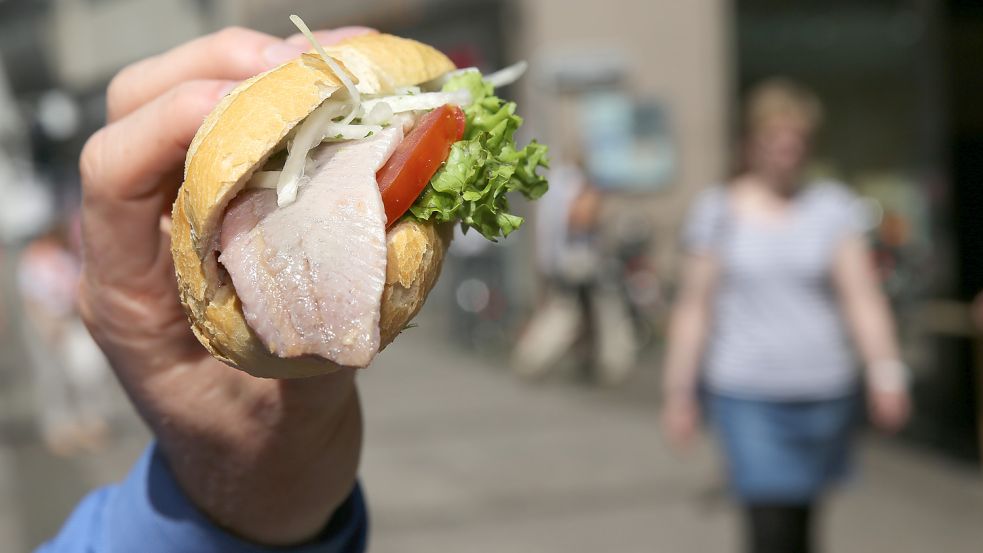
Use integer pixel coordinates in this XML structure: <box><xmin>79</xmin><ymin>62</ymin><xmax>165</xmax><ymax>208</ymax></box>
<box><xmin>210</xmin><ymin>26</ymin><xmax>267</xmax><ymax>70</ymax></box>
<box><xmin>76</xmin><ymin>278</ymin><xmax>115</xmax><ymax>354</ymax></box>
<box><xmin>213</xmin><ymin>26</ymin><xmax>253</xmax><ymax>50</ymax></box>
<box><xmin>165</xmin><ymin>80</ymin><xmax>216</xmax><ymax>114</ymax></box>
<box><xmin>79</xmin><ymin>128</ymin><xmax>107</xmax><ymax>190</ymax></box>
<box><xmin>77</xmin><ymin>279</ymin><xmax>98</xmax><ymax>328</ymax></box>
<box><xmin>105</xmin><ymin>60</ymin><xmax>148</xmax><ymax>119</ymax></box>
<box><xmin>105</xmin><ymin>70</ymin><xmax>129</xmax><ymax>116</ymax></box>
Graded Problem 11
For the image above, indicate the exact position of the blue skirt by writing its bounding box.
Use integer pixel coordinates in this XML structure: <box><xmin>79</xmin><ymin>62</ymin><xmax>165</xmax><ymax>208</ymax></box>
<box><xmin>705</xmin><ymin>391</ymin><xmax>860</xmax><ymax>503</ymax></box>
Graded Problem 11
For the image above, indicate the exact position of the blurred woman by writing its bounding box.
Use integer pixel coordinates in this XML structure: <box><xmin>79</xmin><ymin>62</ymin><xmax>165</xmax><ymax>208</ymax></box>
<box><xmin>661</xmin><ymin>80</ymin><xmax>910</xmax><ymax>553</ymax></box>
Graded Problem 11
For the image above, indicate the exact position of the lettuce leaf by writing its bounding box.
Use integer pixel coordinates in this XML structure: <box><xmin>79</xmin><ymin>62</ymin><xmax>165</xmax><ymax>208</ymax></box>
<box><xmin>407</xmin><ymin>72</ymin><xmax>549</xmax><ymax>240</ymax></box>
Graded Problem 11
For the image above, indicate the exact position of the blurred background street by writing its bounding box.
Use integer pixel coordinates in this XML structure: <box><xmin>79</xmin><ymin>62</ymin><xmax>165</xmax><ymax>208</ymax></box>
<box><xmin>1</xmin><ymin>297</ymin><xmax>982</xmax><ymax>551</ymax></box>
<box><xmin>2</xmin><ymin>0</ymin><xmax>983</xmax><ymax>551</ymax></box>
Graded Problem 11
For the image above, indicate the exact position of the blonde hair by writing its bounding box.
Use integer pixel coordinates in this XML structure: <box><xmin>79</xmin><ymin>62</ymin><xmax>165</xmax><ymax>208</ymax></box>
<box><xmin>745</xmin><ymin>78</ymin><xmax>823</xmax><ymax>135</ymax></box>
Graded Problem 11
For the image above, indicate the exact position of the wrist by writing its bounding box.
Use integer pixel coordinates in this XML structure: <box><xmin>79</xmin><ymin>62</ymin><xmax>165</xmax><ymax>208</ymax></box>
<box><xmin>867</xmin><ymin>359</ymin><xmax>910</xmax><ymax>393</ymax></box>
<box><xmin>155</xmin><ymin>371</ymin><xmax>363</xmax><ymax>546</ymax></box>
<box><xmin>664</xmin><ymin>386</ymin><xmax>698</xmax><ymax>404</ymax></box>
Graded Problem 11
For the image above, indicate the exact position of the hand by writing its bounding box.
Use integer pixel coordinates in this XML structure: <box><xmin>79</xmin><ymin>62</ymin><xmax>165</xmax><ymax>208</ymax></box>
<box><xmin>661</xmin><ymin>393</ymin><xmax>701</xmax><ymax>450</ymax></box>
<box><xmin>868</xmin><ymin>387</ymin><xmax>911</xmax><ymax>433</ymax></box>
<box><xmin>79</xmin><ymin>26</ymin><xmax>374</xmax><ymax>546</ymax></box>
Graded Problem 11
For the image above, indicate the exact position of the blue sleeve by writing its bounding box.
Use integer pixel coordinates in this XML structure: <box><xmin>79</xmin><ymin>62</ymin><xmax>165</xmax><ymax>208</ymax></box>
<box><xmin>36</xmin><ymin>443</ymin><xmax>367</xmax><ymax>553</ymax></box>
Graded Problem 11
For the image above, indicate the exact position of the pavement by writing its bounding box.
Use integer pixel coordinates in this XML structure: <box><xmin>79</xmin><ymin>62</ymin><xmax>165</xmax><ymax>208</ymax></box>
<box><xmin>360</xmin><ymin>327</ymin><xmax>983</xmax><ymax>553</ymax></box>
<box><xmin>0</xmin><ymin>284</ymin><xmax>982</xmax><ymax>551</ymax></box>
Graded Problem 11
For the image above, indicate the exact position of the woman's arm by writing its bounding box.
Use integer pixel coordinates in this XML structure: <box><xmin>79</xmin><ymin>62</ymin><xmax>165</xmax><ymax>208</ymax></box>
<box><xmin>660</xmin><ymin>253</ymin><xmax>718</xmax><ymax>448</ymax></box>
<box><xmin>832</xmin><ymin>234</ymin><xmax>910</xmax><ymax>431</ymax></box>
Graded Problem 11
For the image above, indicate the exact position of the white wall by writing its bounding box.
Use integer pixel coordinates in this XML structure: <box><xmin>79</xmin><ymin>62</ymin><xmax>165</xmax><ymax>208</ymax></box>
<box><xmin>47</xmin><ymin>0</ymin><xmax>205</xmax><ymax>90</ymax></box>
<box><xmin>514</xmin><ymin>0</ymin><xmax>732</xmax><ymax>271</ymax></box>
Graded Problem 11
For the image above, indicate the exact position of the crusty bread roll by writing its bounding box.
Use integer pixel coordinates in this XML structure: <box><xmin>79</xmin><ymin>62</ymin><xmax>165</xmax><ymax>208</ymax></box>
<box><xmin>170</xmin><ymin>34</ymin><xmax>456</xmax><ymax>378</ymax></box>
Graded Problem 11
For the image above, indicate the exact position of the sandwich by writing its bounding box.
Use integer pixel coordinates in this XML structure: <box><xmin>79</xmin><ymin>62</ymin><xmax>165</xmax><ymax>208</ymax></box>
<box><xmin>170</xmin><ymin>17</ymin><xmax>548</xmax><ymax>378</ymax></box>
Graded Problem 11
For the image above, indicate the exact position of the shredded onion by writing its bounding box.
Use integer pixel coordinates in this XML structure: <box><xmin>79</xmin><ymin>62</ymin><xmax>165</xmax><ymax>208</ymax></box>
<box><xmin>359</xmin><ymin>90</ymin><xmax>471</xmax><ymax>118</ymax></box>
<box><xmin>362</xmin><ymin>102</ymin><xmax>393</xmax><ymax>126</ymax></box>
<box><xmin>320</xmin><ymin>123</ymin><xmax>383</xmax><ymax>141</ymax></box>
<box><xmin>290</xmin><ymin>15</ymin><xmax>361</xmax><ymax>124</ymax></box>
<box><xmin>265</xmin><ymin>19</ymin><xmax>531</xmax><ymax>209</ymax></box>
<box><xmin>392</xmin><ymin>112</ymin><xmax>418</xmax><ymax>134</ymax></box>
<box><xmin>246</xmin><ymin>171</ymin><xmax>281</xmax><ymax>190</ymax></box>
<box><xmin>275</xmin><ymin>101</ymin><xmax>345</xmax><ymax>206</ymax></box>
<box><xmin>485</xmin><ymin>61</ymin><xmax>528</xmax><ymax>89</ymax></box>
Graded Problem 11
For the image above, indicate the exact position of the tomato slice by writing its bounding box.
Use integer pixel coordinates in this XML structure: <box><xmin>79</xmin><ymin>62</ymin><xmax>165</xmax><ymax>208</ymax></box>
<box><xmin>376</xmin><ymin>104</ymin><xmax>466</xmax><ymax>226</ymax></box>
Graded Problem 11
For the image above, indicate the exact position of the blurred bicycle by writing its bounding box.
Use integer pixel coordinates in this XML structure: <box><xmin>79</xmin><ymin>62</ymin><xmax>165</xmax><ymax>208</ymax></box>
<box><xmin>512</xmin><ymin>162</ymin><xmax>656</xmax><ymax>386</ymax></box>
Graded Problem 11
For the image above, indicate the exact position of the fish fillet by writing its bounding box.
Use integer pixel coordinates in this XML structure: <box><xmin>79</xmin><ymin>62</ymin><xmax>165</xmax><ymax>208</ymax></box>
<box><xmin>219</xmin><ymin>127</ymin><xmax>403</xmax><ymax>367</ymax></box>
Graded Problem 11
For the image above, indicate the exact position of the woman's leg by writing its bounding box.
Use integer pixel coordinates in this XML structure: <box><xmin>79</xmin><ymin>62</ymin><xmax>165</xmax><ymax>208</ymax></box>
<box><xmin>744</xmin><ymin>502</ymin><xmax>814</xmax><ymax>553</ymax></box>
<box><xmin>511</xmin><ymin>284</ymin><xmax>583</xmax><ymax>379</ymax></box>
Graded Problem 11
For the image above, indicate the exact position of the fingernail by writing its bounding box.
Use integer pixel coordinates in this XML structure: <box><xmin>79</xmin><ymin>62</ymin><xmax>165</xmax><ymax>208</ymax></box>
<box><xmin>217</xmin><ymin>81</ymin><xmax>238</xmax><ymax>98</ymax></box>
<box><xmin>263</xmin><ymin>41</ymin><xmax>306</xmax><ymax>67</ymax></box>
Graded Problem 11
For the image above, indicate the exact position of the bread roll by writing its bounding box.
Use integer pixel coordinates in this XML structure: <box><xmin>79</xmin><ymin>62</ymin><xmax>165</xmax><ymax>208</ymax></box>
<box><xmin>170</xmin><ymin>34</ymin><xmax>456</xmax><ymax>378</ymax></box>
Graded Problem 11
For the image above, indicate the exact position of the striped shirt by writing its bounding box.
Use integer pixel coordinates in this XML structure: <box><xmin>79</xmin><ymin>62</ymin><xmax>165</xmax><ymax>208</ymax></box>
<box><xmin>684</xmin><ymin>181</ymin><xmax>866</xmax><ymax>399</ymax></box>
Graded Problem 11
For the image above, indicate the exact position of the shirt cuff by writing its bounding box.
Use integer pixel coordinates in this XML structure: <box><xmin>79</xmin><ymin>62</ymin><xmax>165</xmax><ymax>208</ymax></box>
<box><xmin>46</xmin><ymin>442</ymin><xmax>367</xmax><ymax>553</ymax></box>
